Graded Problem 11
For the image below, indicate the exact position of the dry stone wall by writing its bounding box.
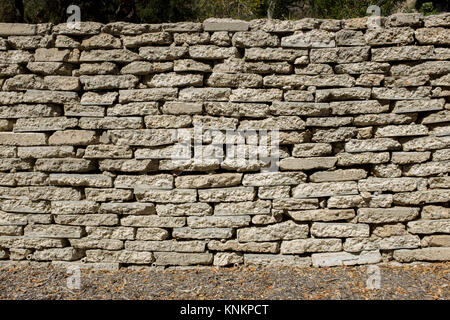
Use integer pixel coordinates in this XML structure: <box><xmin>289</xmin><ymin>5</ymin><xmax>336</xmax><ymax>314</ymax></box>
<box><xmin>0</xmin><ymin>13</ymin><xmax>449</xmax><ymax>270</ymax></box>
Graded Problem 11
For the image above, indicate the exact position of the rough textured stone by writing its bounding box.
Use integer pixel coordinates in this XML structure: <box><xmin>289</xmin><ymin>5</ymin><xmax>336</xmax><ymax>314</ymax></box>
<box><xmin>358</xmin><ymin>207</ymin><xmax>419</xmax><ymax>224</ymax></box>
<box><xmin>0</xmin><ymin>18</ymin><xmax>449</xmax><ymax>268</ymax></box>
<box><xmin>281</xmin><ymin>239</ymin><xmax>342</xmax><ymax>254</ymax></box>
<box><xmin>288</xmin><ymin>209</ymin><xmax>355</xmax><ymax>222</ymax></box>
<box><xmin>237</xmin><ymin>221</ymin><xmax>309</xmax><ymax>242</ymax></box>
<box><xmin>407</xmin><ymin>219</ymin><xmax>450</xmax><ymax>234</ymax></box>
<box><xmin>312</xmin><ymin>250</ymin><xmax>382</xmax><ymax>267</ymax></box>
<box><xmin>244</xmin><ymin>254</ymin><xmax>311</xmax><ymax>267</ymax></box>
<box><xmin>311</xmin><ymin>223</ymin><xmax>369</xmax><ymax>238</ymax></box>
<box><xmin>293</xmin><ymin>182</ymin><xmax>358</xmax><ymax>198</ymax></box>
<box><xmin>393</xmin><ymin>248</ymin><xmax>450</xmax><ymax>262</ymax></box>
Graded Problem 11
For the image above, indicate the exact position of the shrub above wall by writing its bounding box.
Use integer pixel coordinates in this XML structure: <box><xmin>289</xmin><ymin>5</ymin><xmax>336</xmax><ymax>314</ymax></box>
<box><xmin>0</xmin><ymin>13</ymin><xmax>449</xmax><ymax>269</ymax></box>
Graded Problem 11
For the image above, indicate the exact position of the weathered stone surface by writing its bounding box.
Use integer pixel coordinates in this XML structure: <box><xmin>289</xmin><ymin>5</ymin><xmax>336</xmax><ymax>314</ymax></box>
<box><xmin>121</xmin><ymin>61</ymin><xmax>172</xmax><ymax>74</ymax></box>
<box><xmin>429</xmin><ymin>176</ymin><xmax>450</xmax><ymax>189</ymax></box>
<box><xmin>415</xmin><ymin>27</ymin><xmax>450</xmax><ymax>45</ymax></box>
<box><xmin>365</xmin><ymin>27</ymin><xmax>414</xmax><ymax>45</ymax></box>
<box><xmin>245</xmin><ymin>47</ymin><xmax>307</xmax><ymax>62</ymax></box>
<box><xmin>237</xmin><ymin>221</ymin><xmax>309</xmax><ymax>242</ymax></box>
<box><xmin>372</xmin><ymin>87</ymin><xmax>431</xmax><ymax>100</ymax></box>
<box><xmin>135</xmin><ymin>187</ymin><xmax>196</xmax><ymax>203</ymax></box>
<box><xmin>404</xmin><ymin>161</ymin><xmax>450</xmax><ymax>177</ymax></box>
<box><xmin>187</xmin><ymin>216</ymin><xmax>250</xmax><ymax>228</ymax></box>
<box><xmin>421</xmin><ymin>235</ymin><xmax>450</xmax><ymax>247</ymax></box>
<box><xmin>24</xmin><ymin>224</ymin><xmax>83</xmax><ymax>238</ymax></box>
<box><xmin>179</xmin><ymin>88</ymin><xmax>230</xmax><ymax>102</ymax></box>
<box><xmin>114</xmin><ymin>174</ymin><xmax>173</xmax><ymax>190</ymax></box>
<box><xmin>122</xmin><ymin>32</ymin><xmax>171</xmax><ymax>48</ymax></box>
<box><xmin>345</xmin><ymin>138</ymin><xmax>401</xmax><ymax>153</ymax></box>
<box><xmin>49</xmin><ymin>174</ymin><xmax>112</xmax><ymax>188</ymax></box>
<box><xmin>54</xmin><ymin>214</ymin><xmax>118</xmax><ymax>226</ymax></box>
<box><xmin>139</xmin><ymin>46</ymin><xmax>187</xmax><ymax>61</ymax></box>
<box><xmin>289</xmin><ymin>209</ymin><xmax>355</xmax><ymax>222</ymax></box>
<box><xmin>280</xmin><ymin>157</ymin><xmax>337</xmax><ymax>170</ymax></box>
<box><xmin>33</xmin><ymin>248</ymin><xmax>83</xmax><ymax>261</ymax></box>
<box><xmin>270</xmin><ymin>101</ymin><xmax>330</xmax><ymax>116</ymax></box>
<box><xmin>393</xmin><ymin>248</ymin><xmax>450</xmax><ymax>262</ymax></box>
<box><xmin>359</xmin><ymin>177</ymin><xmax>421</xmax><ymax>192</ymax></box>
<box><xmin>230</xmin><ymin>88</ymin><xmax>283</xmax><ymax>103</ymax></box>
<box><xmin>99</xmin><ymin>159</ymin><xmax>157</xmax><ymax>173</ymax></box>
<box><xmin>311</xmin><ymin>223</ymin><xmax>369</xmax><ymax>238</ymax></box>
<box><xmin>135</xmin><ymin>228</ymin><xmax>169</xmax><ymax>241</ymax></box>
<box><xmin>154</xmin><ymin>252</ymin><xmax>213</xmax><ymax>266</ymax></box>
<box><xmin>147</xmin><ymin>73</ymin><xmax>203</xmax><ymax>88</ymax></box>
<box><xmin>391</xmin><ymin>152</ymin><xmax>431</xmax><ymax>165</ymax></box>
<box><xmin>291</xmin><ymin>143</ymin><xmax>332</xmax><ymax>157</ymax></box>
<box><xmin>207</xmin><ymin>72</ymin><xmax>262</xmax><ymax>88</ymax></box>
<box><xmin>208</xmin><ymin>240</ymin><xmax>279</xmax><ymax>253</ymax></box>
<box><xmin>0</xmin><ymin>18</ymin><xmax>449</xmax><ymax>267</ymax></box>
<box><xmin>175</xmin><ymin>173</ymin><xmax>242</xmax><ymax>189</ymax></box>
<box><xmin>70</xmin><ymin>239</ymin><xmax>123</xmax><ymax>250</ymax></box>
<box><xmin>232</xmin><ymin>31</ymin><xmax>279</xmax><ymax>48</ymax></box>
<box><xmin>156</xmin><ymin>203</ymin><xmax>212</xmax><ymax>217</ymax></box>
<box><xmin>121</xmin><ymin>216</ymin><xmax>185</xmax><ymax>228</ymax></box>
<box><xmin>393</xmin><ymin>190</ymin><xmax>450</xmax><ymax>205</ymax></box>
<box><xmin>86</xmin><ymin>250</ymin><xmax>154</xmax><ymax>264</ymax></box>
<box><xmin>126</xmin><ymin>240</ymin><xmax>204</xmax><ymax>253</ymax></box>
<box><xmin>393</xmin><ymin>99</ymin><xmax>445</xmax><ymax>114</ymax></box>
<box><xmin>312</xmin><ymin>250</ymin><xmax>381</xmax><ymax>267</ymax></box>
<box><xmin>242</xmin><ymin>172</ymin><xmax>306</xmax><ymax>187</ymax></box>
<box><xmin>80</xmin><ymin>49</ymin><xmax>141</xmax><ymax>62</ymax></box>
<box><xmin>281</xmin><ymin>239</ymin><xmax>342</xmax><ymax>254</ymax></box>
<box><xmin>358</xmin><ymin>207</ymin><xmax>419</xmax><ymax>224</ymax></box>
<box><xmin>35</xmin><ymin>158</ymin><xmax>94</xmax><ymax>172</ymax></box>
<box><xmin>108</xmin><ymin>129</ymin><xmax>177</xmax><ymax>147</ymax></box>
<box><xmin>281</xmin><ymin>30</ymin><xmax>335</xmax><ymax>48</ymax></box>
<box><xmin>264</xmin><ymin>74</ymin><xmax>355</xmax><ymax>88</ymax></box>
<box><xmin>214</xmin><ymin>200</ymin><xmax>271</xmax><ymax>216</ymax></box>
<box><xmin>213</xmin><ymin>252</ymin><xmax>244</xmax><ymax>267</ymax></box>
<box><xmin>198</xmin><ymin>187</ymin><xmax>255</xmax><ymax>202</ymax></box>
<box><xmin>335</xmin><ymin>62</ymin><xmax>390</xmax><ymax>74</ymax></box>
<box><xmin>48</xmin><ymin>130</ymin><xmax>98</xmax><ymax>146</ymax></box>
<box><xmin>402</xmin><ymin>136</ymin><xmax>450</xmax><ymax>152</ymax></box>
<box><xmin>371</xmin><ymin>45</ymin><xmax>434</xmax><ymax>62</ymax></box>
<box><xmin>86</xmin><ymin>227</ymin><xmax>134</xmax><ymax>240</ymax></box>
<box><xmin>244</xmin><ymin>254</ymin><xmax>311</xmax><ymax>267</ymax></box>
<box><xmin>310</xmin><ymin>169</ymin><xmax>367</xmax><ymax>182</ymax></box>
<box><xmin>14</xmin><ymin>117</ymin><xmax>78</xmax><ymax>132</ymax></box>
<box><xmin>51</xmin><ymin>201</ymin><xmax>99</xmax><ymax>215</ymax></box>
<box><xmin>0</xmin><ymin>236</ymin><xmax>64</xmax><ymax>249</ymax></box>
<box><xmin>407</xmin><ymin>219</ymin><xmax>450</xmax><ymax>234</ymax></box>
<box><xmin>293</xmin><ymin>181</ymin><xmax>358</xmax><ymax>198</ymax></box>
<box><xmin>310</xmin><ymin>47</ymin><xmax>369</xmax><ymax>63</ymax></box>
<box><xmin>85</xmin><ymin>188</ymin><xmax>133</xmax><ymax>202</ymax></box>
<box><xmin>375</xmin><ymin>124</ymin><xmax>428</xmax><ymax>138</ymax></box>
<box><xmin>0</xmin><ymin>133</ymin><xmax>47</xmax><ymax>146</ymax></box>
<box><xmin>189</xmin><ymin>45</ymin><xmax>237</xmax><ymax>60</ymax></box>
<box><xmin>80</xmin><ymin>75</ymin><xmax>139</xmax><ymax>90</ymax></box>
<box><xmin>173</xmin><ymin>227</ymin><xmax>233</xmax><ymax>240</ymax></box>
<box><xmin>204</xmin><ymin>18</ymin><xmax>249</xmax><ymax>31</ymax></box>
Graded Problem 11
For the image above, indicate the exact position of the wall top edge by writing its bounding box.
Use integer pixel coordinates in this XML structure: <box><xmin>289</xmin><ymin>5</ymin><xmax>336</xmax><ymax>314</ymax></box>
<box><xmin>0</xmin><ymin>12</ymin><xmax>448</xmax><ymax>36</ymax></box>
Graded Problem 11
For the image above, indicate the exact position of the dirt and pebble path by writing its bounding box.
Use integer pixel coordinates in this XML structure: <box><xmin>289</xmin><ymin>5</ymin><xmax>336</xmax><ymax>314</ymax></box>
<box><xmin>0</xmin><ymin>263</ymin><xmax>448</xmax><ymax>300</ymax></box>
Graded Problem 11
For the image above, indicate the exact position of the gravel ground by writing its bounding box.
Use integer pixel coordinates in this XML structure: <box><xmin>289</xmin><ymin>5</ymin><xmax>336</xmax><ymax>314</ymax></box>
<box><xmin>0</xmin><ymin>263</ymin><xmax>448</xmax><ymax>300</ymax></box>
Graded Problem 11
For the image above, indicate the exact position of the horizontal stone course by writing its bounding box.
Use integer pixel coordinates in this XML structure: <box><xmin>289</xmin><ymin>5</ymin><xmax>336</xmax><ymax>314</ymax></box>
<box><xmin>0</xmin><ymin>16</ymin><xmax>448</xmax><ymax>268</ymax></box>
